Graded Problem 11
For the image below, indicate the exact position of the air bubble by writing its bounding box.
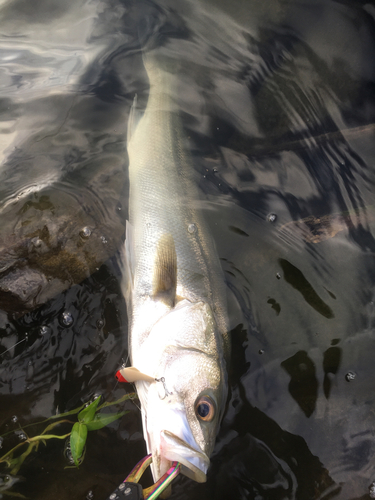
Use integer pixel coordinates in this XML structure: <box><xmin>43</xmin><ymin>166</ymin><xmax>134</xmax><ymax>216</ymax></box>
<box><xmin>86</xmin><ymin>491</ymin><xmax>94</xmax><ymax>500</ymax></box>
<box><xmin>96</xmin><ymin>319</ymin><xmax>104</xmax><ymax>329</ymax></box>
<box><xmin>188</xmin><ymin>223</ymin><xmax>197</xmax><ymax>234</ymax></box>
<box><xmin>11</xmin><ymin>415</ymin><xmax>18</xmax><ymax>424</ymax></box>
<box><xmin>213</xmin><ymin>167</ymin><xmax>218</xmax><ymax>174</ymax></box>
<box><xmin>80</xmin><ymin>227</ymin><xmax>92</xmax><ymax>239</ymax></box>
<box><xmin>61</xmin><ymin>311</ymin><xmax>73</xmax><ymax>327</ymax></box>
<box><xmin>64</xmin><ymin>437</ymin><xmax>85</xmax><ymax>465</ymax></box>
<box><xmin>64</xmin><ymin>438</ymin><xmax>75</xmax><ymax>465</ymax></box>
<box><xmin>84</xmin><ymin>394</ymin><xmax>101</xmax><ymax>408</ymax></box>
<box><xmin>276</xmin><ymin>273</ymin><xmax>281</xmax><ymax>280</ymax></box>
<box><xmin>259</xmin><ymin>349</ymin><xmax>264</xmax><ymax>355</ymax></box>
<box><xmin>18</xmin><ymin>432</ymin><xmax>27</xmax><ymax>441</ymax></box>
<box><xmin>101</xmin><ymin>236</ymin><xmax>107</xmax><ymax>244</ymax></box>
<box><xmin>369</xmin><ymin>482</ymin><xmax>375</xmax><ymax>499</ymax></box>
<box><xmin>39</xmin><ymin>325</ymin><xmax>50</xmax><ymax>336</ymax></box>
<box><xmin>345</xmin><ymin>371</ymin><xmax>356</xmax><ymax>382</ymax></box>
<box><xmin>0</xmin><ymin>436</ymin><xmax>3</xmax><ymax>448</ymax></box>
<box><xmin>33</xmin><ymin>237</ymin><xmax>43</xmax><ymax>248</ymax></box>
<box><xmin>267</xmin><ymin>213</ymin><xmax>277</xmax><ymax>223</ymax></box>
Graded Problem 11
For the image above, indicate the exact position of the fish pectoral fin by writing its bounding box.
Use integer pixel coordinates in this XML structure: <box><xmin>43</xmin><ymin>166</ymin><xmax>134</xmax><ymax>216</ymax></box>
<box><xmin>153</xmin><ymin>234</ymin><xmax>177</xmax><ymax>307</ymax></box>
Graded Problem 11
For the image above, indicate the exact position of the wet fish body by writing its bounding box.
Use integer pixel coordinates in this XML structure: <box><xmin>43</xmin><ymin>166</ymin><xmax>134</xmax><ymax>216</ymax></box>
<box><xmin>123</xmin><ymin>52</ymin><xmax>229</xmax><ymax>484</ymax></box>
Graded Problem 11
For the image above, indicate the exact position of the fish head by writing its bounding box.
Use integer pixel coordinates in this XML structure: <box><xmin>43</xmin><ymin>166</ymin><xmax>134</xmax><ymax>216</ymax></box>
<box><xmin>135</xmin><ymin>299</ymin><xmax>227</xmax><ymax>484</ymax></box>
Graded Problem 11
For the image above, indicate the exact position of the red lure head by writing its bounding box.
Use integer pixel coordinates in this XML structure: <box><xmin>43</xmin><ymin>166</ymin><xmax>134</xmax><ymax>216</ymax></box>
<box><xmin>115</xmin><ymin>370</ymin><xmax>128</xmax><ymax>383</ymax></box>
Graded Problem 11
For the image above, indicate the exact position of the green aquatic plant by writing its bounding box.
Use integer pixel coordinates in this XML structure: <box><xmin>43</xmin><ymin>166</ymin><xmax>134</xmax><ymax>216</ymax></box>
<box><xmin>0</xmin><ymin>392</ymin><xmax>136</xmax><ymax>474</ymax></box>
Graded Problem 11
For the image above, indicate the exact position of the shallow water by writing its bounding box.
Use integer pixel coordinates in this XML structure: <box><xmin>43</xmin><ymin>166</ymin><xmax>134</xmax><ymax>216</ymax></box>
<box><xmin>0</xmin><ymin>0</ymin><xmax>374</xmax><ymax>499</ymax></box>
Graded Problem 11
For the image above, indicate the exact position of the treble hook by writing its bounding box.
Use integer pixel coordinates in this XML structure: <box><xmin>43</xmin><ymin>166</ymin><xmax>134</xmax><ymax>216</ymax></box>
<box><xmin>155</xmin><ymin>377</ymin><xmax>172</xmax><ymax>398</ymax></box>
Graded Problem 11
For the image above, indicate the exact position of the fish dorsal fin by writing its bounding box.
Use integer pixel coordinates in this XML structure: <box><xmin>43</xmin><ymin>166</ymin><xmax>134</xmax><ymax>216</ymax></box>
<box><xmin>153</xmin><ymin>233</ymin><xmax>177</xmax><ymax>307</ymax></box>
<box><xmin>127</xmin><ymin>94</ymin><xmax>143</xmax><ymax>147</ymax></box>
<box><xmin>117</xmin><ymin>366</ymin><xmax>155</xmax><ymax>383</ymax></box>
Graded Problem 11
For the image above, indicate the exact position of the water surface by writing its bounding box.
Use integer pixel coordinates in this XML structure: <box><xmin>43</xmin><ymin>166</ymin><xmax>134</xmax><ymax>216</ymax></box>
<box><xmin>0</xmin><ymin>0</ymin><xmax>374</xmax><ymax>499</ymax></box>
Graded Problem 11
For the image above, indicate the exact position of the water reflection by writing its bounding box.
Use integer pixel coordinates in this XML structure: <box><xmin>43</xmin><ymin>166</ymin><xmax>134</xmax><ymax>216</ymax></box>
<box><xmin>0</xmin><ymin>0</ymin><xmax>374</xmax><ymax>498</ymax></box>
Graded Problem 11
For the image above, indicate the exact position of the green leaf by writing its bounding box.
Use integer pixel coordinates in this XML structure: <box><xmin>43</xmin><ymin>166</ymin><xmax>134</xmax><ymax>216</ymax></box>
<box><xmin>78</xmin><ymin>396</ymin><xmax>102</xmax><ymax>424</ymax></box>
<box><xmin>85</xmin><ymin>411</ymin><xmax>127</xmax><ymax>431</ymax></box>
<box><xmin>70</xmin><ymin>423</ymin><xmax>87</xmax><ymax>466</ymax></box>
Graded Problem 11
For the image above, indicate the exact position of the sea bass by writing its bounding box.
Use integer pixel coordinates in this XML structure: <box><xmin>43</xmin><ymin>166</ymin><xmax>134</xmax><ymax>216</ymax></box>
<box><xmin>122</xmin><ymin>51</ymin><xmax>229</xmax><ymax>485</ymax></box>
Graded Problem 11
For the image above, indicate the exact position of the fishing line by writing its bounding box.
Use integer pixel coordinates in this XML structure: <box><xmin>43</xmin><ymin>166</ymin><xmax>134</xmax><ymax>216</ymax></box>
<box><xmin>1</xmin><ymin>338</ymin><xmax>26</xmax><ymax>355</ymax></box>
<box><xmin>115</xmin><ymin>363</ymin><xmax>142</xmax><ymax>411</ymax></box>
<box><xmin>131</xmin><ymin>397</ymin><xmax>142</xmax><ymax>412</ymax></box>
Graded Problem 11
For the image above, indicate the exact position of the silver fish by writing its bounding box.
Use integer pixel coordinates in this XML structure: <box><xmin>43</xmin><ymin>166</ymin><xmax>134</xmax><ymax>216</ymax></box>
<box><xmin>123</xmin><ymin>51</ymin><xmax>229</xmax><ymax>486</ymax></box>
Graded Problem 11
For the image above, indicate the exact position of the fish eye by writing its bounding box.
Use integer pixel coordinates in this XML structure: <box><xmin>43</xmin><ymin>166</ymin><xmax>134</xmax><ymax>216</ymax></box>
<box><xmin>195</xmin><ymin>396</ymin><xmax>215</xmax><ymax>422</ymax></box>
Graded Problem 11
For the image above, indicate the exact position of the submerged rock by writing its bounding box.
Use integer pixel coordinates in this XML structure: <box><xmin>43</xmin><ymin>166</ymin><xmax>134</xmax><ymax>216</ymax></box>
<box><xmin>0</xmin><ymin>160</ymin><xmax>126</xmax><ymax>315</ymax></box>
<box><xmin>279</xmin><ymin>205</ymin><xmax>375</xmax><ymax>244</ymax></box>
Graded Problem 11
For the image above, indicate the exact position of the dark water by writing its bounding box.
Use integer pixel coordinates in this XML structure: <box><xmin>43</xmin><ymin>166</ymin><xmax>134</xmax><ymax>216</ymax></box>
<box><xmin>0</xmin><ymin>0</ymin><xmax>375</xmax><ymax>499</ymax></box>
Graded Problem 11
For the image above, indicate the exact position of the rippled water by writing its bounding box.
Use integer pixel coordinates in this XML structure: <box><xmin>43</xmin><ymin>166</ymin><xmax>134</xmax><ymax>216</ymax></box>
<box><xmin>0</xmin><ymin>0</ymin><xmax>374</xmax><ymax>499</ymax></box>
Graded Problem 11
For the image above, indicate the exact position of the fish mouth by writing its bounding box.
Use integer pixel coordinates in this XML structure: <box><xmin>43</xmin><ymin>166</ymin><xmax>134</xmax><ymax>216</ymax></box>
<box><xmin>160</xmin><ymin>430</ymin><xmax>209</xmax><ymax>483</ymax></box>
<box><xmin>138</xmin><ymin>382</ymin><xmax>211</xmax><ymax>484</ymax></box>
